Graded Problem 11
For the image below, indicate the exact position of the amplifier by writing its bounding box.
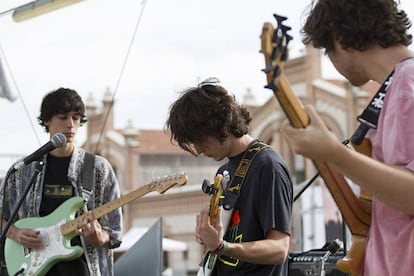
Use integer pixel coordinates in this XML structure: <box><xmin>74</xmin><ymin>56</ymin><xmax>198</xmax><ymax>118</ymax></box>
<box><xmin>288</xmin><ymin>250</ymin><xmax>349</xmax><ymax>276</ymax></box>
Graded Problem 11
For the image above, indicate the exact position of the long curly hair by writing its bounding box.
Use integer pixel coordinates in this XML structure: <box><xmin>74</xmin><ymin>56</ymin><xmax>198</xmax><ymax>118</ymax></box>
<box><xmin>302</xmin><ymin>0</ymin><xmax>412</xmax><ymax>52</ymax></box>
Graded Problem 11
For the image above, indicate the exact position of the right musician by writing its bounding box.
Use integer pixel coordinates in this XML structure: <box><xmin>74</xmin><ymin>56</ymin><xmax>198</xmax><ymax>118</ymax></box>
<box><xmin>281</xmin><ymin>0</ymin><xmax>414</xmax><ymax>275</ymax></box>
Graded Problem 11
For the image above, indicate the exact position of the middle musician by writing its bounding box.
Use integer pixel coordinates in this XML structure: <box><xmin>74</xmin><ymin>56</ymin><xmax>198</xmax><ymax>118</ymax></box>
<box><xmin>166</xmin><ymin>78</ymin><xmax>293</xmax><ymax>275</ymax></box>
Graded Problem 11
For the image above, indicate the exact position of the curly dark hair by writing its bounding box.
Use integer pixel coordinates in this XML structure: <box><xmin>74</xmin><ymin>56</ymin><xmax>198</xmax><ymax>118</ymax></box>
<box><xmin>302</xmin><ymin>0</ymin><xmax>412</xmax><ymax>52</ymax></box>
<box><xmin>38</xmin><ymin>87</ymin><xmax>87</xmax><ymax>132</ymax></box>
<box><xmin>165</xmin><ymin>78</ymin><xmax>252</xmax><ymax>155</ymax></box>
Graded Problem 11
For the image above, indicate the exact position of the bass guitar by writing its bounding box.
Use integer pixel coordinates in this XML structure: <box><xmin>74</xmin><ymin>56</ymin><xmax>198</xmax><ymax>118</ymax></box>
<box><xmin>260</xmin><ymin>14</ymin><xmax>372</xmax><ymax>276</ymax></box>
<box><xmin>5</xmin><ymin>173</ymin><xmax>188</xmax><ymax>276</ymax></box>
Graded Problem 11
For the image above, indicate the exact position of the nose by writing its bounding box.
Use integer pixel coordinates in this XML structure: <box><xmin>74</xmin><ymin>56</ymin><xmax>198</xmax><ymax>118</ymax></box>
<box><xmin>67</xmin><ymin>117</ymin><xmax>75</xmax><ymax>128</ymax></box>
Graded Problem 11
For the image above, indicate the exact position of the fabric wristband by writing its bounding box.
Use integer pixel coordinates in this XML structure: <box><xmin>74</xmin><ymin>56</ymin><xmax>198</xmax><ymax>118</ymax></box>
<box><xmin>211</xmin><ymin>240</ymin><xmax>228</xmax><ymax>256</ymax></box>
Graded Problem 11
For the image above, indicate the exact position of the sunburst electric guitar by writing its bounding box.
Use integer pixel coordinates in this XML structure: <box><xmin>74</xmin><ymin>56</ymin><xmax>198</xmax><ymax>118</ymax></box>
<box><xmin>197</xmin><ymin>173</ymin><xmax>231</xmax><ymax>276</ymax></box>
<box><xmin>260</xmin><ymin>14</ymin><xmax>372</xmax><ymax>276</ymax></box>
<box><xmin>5</xmin><ymin>173</ymin><xmax>188</xmax><ymax>276</ymax></box>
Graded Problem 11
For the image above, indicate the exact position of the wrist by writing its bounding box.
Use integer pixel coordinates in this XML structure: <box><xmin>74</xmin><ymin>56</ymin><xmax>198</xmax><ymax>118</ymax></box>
<box><xmin>100</xmin><ymin>230</ymin><xmax>110</xmax><ymax>247</ymax></box>
<box><xmin>104</xmin><ymin>231</ymin><xmax>121</xmax><ymax>249</ymax></box>
<box><xmin>211</xmin><ymin>240</ymin><xmax>228</xmax><ymax>256</ymax></box>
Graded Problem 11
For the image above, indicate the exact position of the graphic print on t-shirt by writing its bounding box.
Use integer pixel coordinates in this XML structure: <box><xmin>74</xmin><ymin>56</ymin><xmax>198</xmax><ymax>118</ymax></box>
<box><xmin>44</xmin><ymin>184</ymin><xmax>73</xmax><ymax>197</ymax></box>
<box><xmin>219</xmin><ymin>209</ymin><xmax>242</xmax><ymax>267</ymax></box>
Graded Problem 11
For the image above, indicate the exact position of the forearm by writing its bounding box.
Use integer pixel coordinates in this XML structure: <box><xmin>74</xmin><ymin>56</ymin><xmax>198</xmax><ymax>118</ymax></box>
<box><xmin>223</xmin><ymin>238</ymin><xmax>288</xmax><ymax>265</ymax></box>
<box><xmin>330</xmin><ymin>145</ymin><xmax>414</xmax><ymax>214</ymax></box>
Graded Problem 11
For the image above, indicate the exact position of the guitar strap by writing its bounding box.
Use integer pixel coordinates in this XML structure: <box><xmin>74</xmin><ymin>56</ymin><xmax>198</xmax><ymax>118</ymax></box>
<box><xmin>222</xmin><ymin>140</ymin><xmax>270</xmax><ymax>210</ymax></box>
<box><xmin>350</xmin><ymin>69</ymin><xmax>394</xmax><ymax>145</ymax></box>
<box><xmin>350</xmin><ymin>56</ymin><xmax>414</xmax><ymax>145</ymax></box>
<box><xmin>81</xmin><ymin>152</ymin><xmax>95</xmax><ymax>207</ymax></box>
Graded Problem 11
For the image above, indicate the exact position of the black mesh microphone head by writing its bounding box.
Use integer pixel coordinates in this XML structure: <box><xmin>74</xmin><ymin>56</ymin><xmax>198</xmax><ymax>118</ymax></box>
<box><xmin>327</xmin><ymin>239</ymin><xmax>343</xmax><ymax>254</ymax></box>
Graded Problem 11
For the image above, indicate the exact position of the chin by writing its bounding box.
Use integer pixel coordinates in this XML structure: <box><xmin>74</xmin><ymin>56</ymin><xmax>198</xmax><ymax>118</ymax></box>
<box><xmin>348</xmin><ymin>76</ymin><xmax>370</xmax><ymax>87</ymax></box>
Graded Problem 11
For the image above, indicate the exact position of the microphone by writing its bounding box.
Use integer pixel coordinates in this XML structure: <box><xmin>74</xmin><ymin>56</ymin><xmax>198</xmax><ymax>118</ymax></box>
<box><xmin>314</xmin><ymin>239</ymin><xmax>343</xmax><ymax>276</ymax></box>
<box><xmin>13</xmin><ymin>133</ymin><xmax>67</xmax><ymax>170</ymax></box>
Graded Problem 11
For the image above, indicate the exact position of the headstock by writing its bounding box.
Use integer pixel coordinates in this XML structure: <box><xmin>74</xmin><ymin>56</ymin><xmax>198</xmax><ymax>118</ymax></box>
<box><xmin>202</xmin><ymin>174</ymin><xmax>224</xmax><ymax>225</ymax></box>
<box><xmin>260</xmin><ymin>14</ymin><xmax>293</xmax><ymax>91</ymax></box>
<box><xmin>151</xmin><ymin>173</ymin><xmax>188</xmax><ymax>194</ymax></box>
<box><xmin>260</xmin><ymin>14</ymin><xmax>309</xmax><ymax>128</ymax></box>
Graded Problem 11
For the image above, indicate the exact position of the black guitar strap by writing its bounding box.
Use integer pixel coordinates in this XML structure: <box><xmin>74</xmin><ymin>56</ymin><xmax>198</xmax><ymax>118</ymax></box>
<box><xmin>350</xmin><ymin>56</ymin><xmax>414</xmax><ymax>145</ymax></box>
<box><xmin>81</xmin><ymin>152</ymin><xmax>95</xmax><ymax>207</ymax></box>
<box><xmin>222</xmin><ymin>140</ymin><xmax>270</xmax><ymax>210</ymax></box>
<box><xmin>350</xmin><ymin>69</ymin><xmax>394</xmax><ymax>145</ymax></box>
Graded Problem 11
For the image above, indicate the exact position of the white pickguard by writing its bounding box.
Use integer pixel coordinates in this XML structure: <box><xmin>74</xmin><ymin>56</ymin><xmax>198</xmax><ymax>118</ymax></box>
<box><xmin>21</xmin><ymin>219</ymin><xmax>76</xmax><ymax>276</ymax></box>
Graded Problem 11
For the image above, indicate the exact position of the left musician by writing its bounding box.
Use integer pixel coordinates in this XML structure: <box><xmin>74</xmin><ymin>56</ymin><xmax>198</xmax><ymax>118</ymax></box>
<box><xmin>0</xmin><ymin>88</ymin><xmax>122</xmax><ymax>276</ymax></box>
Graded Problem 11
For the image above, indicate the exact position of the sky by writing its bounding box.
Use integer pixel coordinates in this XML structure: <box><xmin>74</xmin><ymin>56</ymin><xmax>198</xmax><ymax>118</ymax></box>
<box><xmin>0</xmin><ymin>0</ymin><xmax>414</xmax><ymax>171</ymax></box>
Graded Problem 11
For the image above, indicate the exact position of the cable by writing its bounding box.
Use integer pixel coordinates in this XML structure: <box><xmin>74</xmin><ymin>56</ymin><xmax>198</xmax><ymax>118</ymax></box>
<box><xmin>94</xmin><ymin>0</ymin><xmax>148</xmax><ymax>154</ymax></box>
<box><xmin>293</xmin><ymin>172</ymin><xmax>320</xmax><ymax>202</ymax></box>
<box><xmin>0</xmin><ymin>44</ymin><xmax>41</xmax><ymax>146</ymax></box>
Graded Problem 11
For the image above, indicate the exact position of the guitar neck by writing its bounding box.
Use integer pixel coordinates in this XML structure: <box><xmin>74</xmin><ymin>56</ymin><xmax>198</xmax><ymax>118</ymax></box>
<box><xmin>60</xmin><ymin>185</ymin><xmax>153</xmax><ymax>235</ymax></box>
<box><xmin>93</xmin><ymin>184</ymin><xmax>156</xmax><ymax>219</ymax></box>
<box><xmin>274</xmin><ymin>74</ymin><xmax>309</xmax><ymax>128</ymax></box>
<box><xmin>60</xmin><ymin>174</ymin><xmax>187</xmax><ymax>235</ymax></box>
<box><xmin>209</xmin><ymin>174</ymin><xmax>223</xmax><ymax>225</ymax></box>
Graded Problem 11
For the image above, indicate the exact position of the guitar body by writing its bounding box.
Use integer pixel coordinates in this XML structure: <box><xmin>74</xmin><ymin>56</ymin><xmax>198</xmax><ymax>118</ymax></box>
<box><xmin>336</xmin><ymin>235</ymin><xmax>367</xmax><ymax>276</ymax></box>
<box><xmin>5</xmin><ymin>197</ymin><xmax>85</xmax><ymax>276</ymax></box>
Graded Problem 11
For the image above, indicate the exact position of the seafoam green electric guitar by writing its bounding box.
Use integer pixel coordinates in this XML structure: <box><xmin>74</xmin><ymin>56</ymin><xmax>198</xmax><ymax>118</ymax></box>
<box><xmin>5</xmin><ymin>173</ymin><xmax>187</xmax><ymax>276</ymax></box>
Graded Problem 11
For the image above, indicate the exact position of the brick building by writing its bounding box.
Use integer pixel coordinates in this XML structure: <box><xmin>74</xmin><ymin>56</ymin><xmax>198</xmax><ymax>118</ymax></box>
<box><xmin>84</xmin><ymin>46</ymin><xmax>376</xmax><ymax>274</ymax></box>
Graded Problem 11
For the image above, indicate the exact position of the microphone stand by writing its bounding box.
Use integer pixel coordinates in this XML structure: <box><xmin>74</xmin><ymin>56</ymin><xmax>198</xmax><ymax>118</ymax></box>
<box><xmin>0</xmin><ymin>161</ymin><xmax>44</xmax><ymax>276</ymax></box>
<box><xmin>311</xmin><ymin>239</ymin><xmax>342</xmax><ymax>276</ymax></box>
<box><xmin>0</xmin><ymin>166</ymin><xmax>16</xmax><ymax>276</ymax></box>
<box><xmin>293</xmin><ymin>173</ymin><xmax>319</xmax><ymax>202</ymax></box>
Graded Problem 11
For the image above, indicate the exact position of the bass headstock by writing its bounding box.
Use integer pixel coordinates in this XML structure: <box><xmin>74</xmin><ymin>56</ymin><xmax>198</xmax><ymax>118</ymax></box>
<box><xmin>260</xmin><ymin>14</ymin><xmax>293</xmax><ymax>91</ymax></box>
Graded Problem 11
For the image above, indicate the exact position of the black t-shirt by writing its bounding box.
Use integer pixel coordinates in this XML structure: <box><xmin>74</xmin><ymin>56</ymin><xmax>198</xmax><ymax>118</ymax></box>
<box><xmin>41</xmin><ymin>154</ymin><xmax>89</xmax><ymax>276</ymax></box>
<box><xmin>213</xmin><ymin>144</ymin><xmax>293</xmax><ymax>276</ymax></box>
<box><xmin>40</xmin><ymin>154</ymin><xmax>73</xmax><ymax>217</ymax></box>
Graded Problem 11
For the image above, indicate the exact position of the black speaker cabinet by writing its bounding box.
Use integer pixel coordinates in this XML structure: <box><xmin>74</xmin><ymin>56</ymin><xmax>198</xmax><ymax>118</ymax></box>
<box><xmin>288</xmin><ymin>250</ymin><xmax>349</xmax><ymax>276</ymax></box>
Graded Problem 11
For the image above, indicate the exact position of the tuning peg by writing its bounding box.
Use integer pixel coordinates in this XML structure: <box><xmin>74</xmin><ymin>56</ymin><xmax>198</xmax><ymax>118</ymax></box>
<box><xmin>273</xmin><ymin>66</ymin><xmax>281</xmax><ymax>77</ymax></box>
<box><xmin>202</xmin><ymin>179</ymin><xmax>218</xmax><ymax>195</ymax></box>
<box><xmin>264</xmin><ymin>83</ymin><xmax>279</xmax><ymax>92</ymax></box>
<box><xmin>281</xmin><ymin>25</ymin><xmax>292</xmax><ymax>33</ymax></box>
<box><xmin>281</xmin><ymin>52</ymin><xmax>289</xmax><ymax>61</ymax></box>
<box><xmin>262</xmin><ymin>63</ymin><xmax>274</xmax><ymax>73</ymax></box>
<box><xmin>273</xmin><ymin>14</ymin><xmax>288</xmax><ymax>24</ymax></box>
<box><xmin>273</xmin><ymin>14</ymin><xmax>293</xmax><ymax>43</ymax></box>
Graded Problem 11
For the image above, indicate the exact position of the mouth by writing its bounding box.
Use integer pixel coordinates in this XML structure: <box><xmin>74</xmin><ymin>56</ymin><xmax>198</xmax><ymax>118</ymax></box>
<box><xmin>64</xmin><ymin>133</ymin><xmax>75</xmax><ymax>138</ymax></box>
